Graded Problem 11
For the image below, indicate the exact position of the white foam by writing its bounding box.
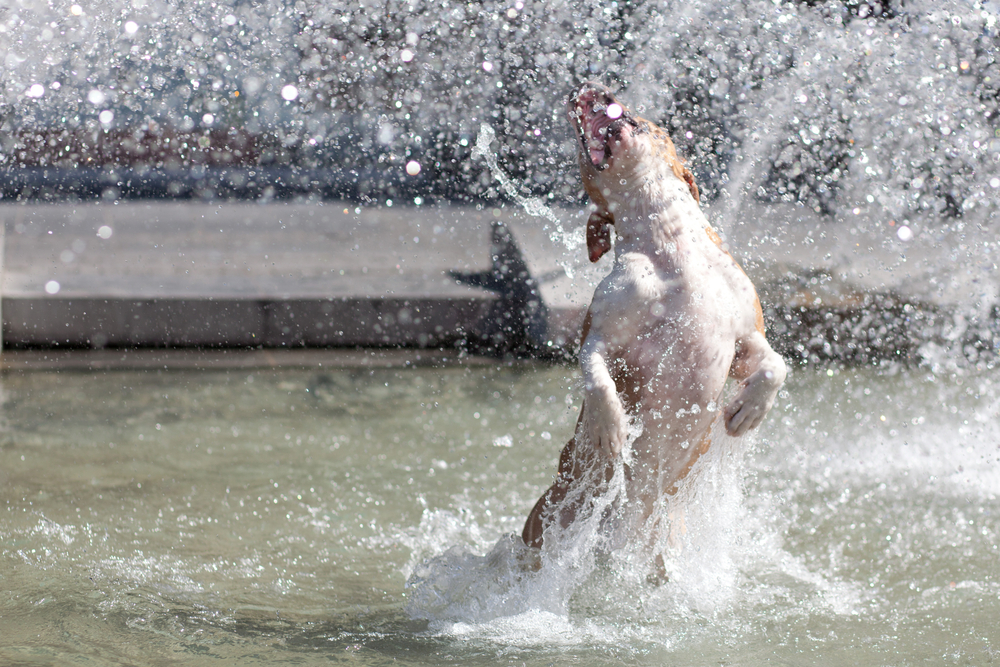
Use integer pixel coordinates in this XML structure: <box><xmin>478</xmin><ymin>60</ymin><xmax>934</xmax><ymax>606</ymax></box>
<box><xmin>402</xmin><ymin>418</ymin><xmax>859</xmax><ymax>645</ymax></box>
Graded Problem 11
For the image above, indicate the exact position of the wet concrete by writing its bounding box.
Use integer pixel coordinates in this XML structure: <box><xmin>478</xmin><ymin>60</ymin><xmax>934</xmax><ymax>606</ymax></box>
<box><xmin>1</xmin><ymin>201</ymin><xmax>994</xmax><ymax>366</ymax></box>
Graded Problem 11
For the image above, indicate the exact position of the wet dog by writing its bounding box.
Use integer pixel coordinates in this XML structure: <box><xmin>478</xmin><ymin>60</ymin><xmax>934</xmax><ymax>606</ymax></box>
<box><xmin>521</xmin><ymin>83</ymin><xmax>786</xmax><ymax>559</ymax></box>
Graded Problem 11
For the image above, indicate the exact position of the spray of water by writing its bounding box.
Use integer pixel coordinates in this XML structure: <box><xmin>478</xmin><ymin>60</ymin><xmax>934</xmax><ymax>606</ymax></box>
<box><xmin>472</xmin><ymin>122</ymin><xmax>582</xmax><ymax>276</ymax></box>
<box><xmin>402</xmin><ymin>411</ymin><xmax>859</xmax><ymax>641</ymax></box>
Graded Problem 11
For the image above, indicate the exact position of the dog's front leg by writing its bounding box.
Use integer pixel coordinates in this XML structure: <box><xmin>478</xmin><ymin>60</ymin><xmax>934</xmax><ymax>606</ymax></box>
<box><xmin>724</xmin><ymin>331</ymin><xmax>786</xmax><ymax>436</ymax></box>
<box><xmin>580</xmin><ymin>335</ymin><xmax>628</xmax><ymax>456</ymax></box>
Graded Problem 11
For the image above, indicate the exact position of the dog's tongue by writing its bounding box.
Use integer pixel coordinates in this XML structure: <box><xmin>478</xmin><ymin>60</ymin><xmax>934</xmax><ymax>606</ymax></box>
<box><xmin>587</xmin><ymin>131</ymin><xmax>607</xmax><ymax>166</ymax></box>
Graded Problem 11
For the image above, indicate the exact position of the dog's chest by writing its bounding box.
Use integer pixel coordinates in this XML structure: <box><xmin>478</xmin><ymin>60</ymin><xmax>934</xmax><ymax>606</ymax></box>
<box><xmin>597</xmin><ymin>244</ymin><xmax>736</xmax><ymax>325</ymax></box>
<box><xmin>592</xmin><ymin>240</ymin><xmax>740</xmax><ymax>389</ymax></box>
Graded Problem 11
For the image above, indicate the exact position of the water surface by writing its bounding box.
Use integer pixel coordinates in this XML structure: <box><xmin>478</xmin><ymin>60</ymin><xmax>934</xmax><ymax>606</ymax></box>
<box><xmin>2</xmin><ymin>360</ymin><xmax>998</xmax><ymax>665</ymax></box>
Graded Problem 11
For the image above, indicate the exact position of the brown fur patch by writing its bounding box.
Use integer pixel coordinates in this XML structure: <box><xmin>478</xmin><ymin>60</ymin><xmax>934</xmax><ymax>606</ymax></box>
<box><xmin>639</xmin><ymin>120</ymin><xmax>700</xmax><ymax>203</ymax></box>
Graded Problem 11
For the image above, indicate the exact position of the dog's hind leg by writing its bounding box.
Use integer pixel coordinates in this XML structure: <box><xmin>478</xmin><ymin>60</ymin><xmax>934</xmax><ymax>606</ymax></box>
<box><xmin>521</xmin><ymin>415</ymin><xmax>582</xmax><ymax>549</ymax></box>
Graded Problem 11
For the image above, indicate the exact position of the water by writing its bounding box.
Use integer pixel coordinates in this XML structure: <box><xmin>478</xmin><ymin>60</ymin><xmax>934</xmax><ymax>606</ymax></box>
<box><xmin>4</xmin><ymin>0</ymin><xmax>998</xmax><ymax>224</ymax></box>
<box><xmin>3</xmin><ymin>360</ymin><xmax>999</xmax><ymax>665</ymax></box>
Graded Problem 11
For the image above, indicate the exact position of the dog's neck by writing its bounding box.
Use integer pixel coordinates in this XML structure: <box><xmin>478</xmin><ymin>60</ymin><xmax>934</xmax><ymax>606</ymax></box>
<box><xmin>604</xmin><ymin>168</ymin><xmax>703</xmax><ymax>272</ymax></box>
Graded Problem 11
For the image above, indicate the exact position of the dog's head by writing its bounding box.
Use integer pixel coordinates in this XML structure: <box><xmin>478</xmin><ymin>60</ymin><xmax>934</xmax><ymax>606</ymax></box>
<box><xmin>568</xmin><ymin>82</ymin><xmax>640</xmax><ymax>174</ymax></box>
<box><xmin>568</xmin><ymin>82</ymin><xmax>699</xmax><ymax>202</ymax></box>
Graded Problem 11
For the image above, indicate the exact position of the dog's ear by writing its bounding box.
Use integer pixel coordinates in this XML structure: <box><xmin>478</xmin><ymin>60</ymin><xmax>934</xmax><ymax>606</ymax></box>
<box><xmin>586</xmin><ymin>210</ymin><xmax>614</xmax><ymax>262</ymax></box>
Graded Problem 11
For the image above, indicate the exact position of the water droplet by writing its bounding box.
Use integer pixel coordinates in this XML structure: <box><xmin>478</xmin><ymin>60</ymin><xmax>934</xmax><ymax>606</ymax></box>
<box><xmin>45</xmin><ymin>280</ymin><xmax>61</xmax><ymax>295</ymax></box>
<box><xmin>897</xmin><ymin>225</ymin><xmax>913</xmax><ymax>241</ymax></box>
<box><xmin>25</xmin><ymin>84</ymin><xmax>45</xmax><ymax>98</ymax></box>
<box><xmin>97</xmin><ymin>225</ymin><xmax>113</xmax><ymax>239</ymax></box>
<box><xmin>69</xmin><ymin>4</ymin><xmax>83</xmax><ymax>15</ymax></box>
<box><xmin>124</xmin><ymin>21</ymin><xmax>138</xmax><ymax>34</ymax></box>
<box><xmin>281</xmin><ymin>85</ymin><xmax>298</xmax><ymax>101</ymax></box>
<box><xmin>378</xmin><ymin>123</ymin><xmax>394</xmax><ymax>144</ymax></box>
<box><xmin>606</xmin><ymin>103</ymin><xmax>623</xmax><ymax>119</ymax></box>
<box><xmin>98</xmin><ymin>110</ymin><xmax>114</xmax><ymax>125</ymax></box>
<box><xmin>202</xmin><ymin>113</ymin><xmax>214</xmax><ymax>126</ymax></box>
<box><xmin>87</xmin><ymin>90</ymin><xmax>105</xmax><ymax>105</ymax></box>
<box><xmin>223</xmin><ymin>14</ymin><xmax>237</xmax><ymax>26</ymax></box>
<box><xmin>400</xmin><ymin>49</ymin><xmax>414</xmax><ymax>63</ymax></box>
<box><xmin>406</xmin><ymin>160</ymin><xmax>421</xmax><ymax>176</ymax></box>
<box><xmin>482</xmin><ymin>61</ymin><xmax>493</xmax><ymax>72</ymax></box>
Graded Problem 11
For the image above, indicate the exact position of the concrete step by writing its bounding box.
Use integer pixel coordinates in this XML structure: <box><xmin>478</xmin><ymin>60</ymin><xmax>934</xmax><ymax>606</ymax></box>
<box><xmin>1</xmin><ymin>201</ymin><xmax>994</xmax><ymax>365</ymax></box>
<box><xmin>0</xmin><ymin>201</ymin><xmax>601</xmax><ymax>355</ymax></box>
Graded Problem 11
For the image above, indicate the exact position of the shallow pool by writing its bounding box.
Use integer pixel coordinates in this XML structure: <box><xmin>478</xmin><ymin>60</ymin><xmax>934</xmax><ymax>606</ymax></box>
<box><xmin>2</xmin><ymin>359</ymin><xmax>998</xmax><ymax>665</ymax></box>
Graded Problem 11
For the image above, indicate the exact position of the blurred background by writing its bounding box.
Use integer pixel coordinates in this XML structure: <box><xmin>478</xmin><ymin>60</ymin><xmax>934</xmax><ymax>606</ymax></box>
<box><xmin>1</xmin><ymin>0</ymin><xmax>995</xmax><ymax>215</ymax></box>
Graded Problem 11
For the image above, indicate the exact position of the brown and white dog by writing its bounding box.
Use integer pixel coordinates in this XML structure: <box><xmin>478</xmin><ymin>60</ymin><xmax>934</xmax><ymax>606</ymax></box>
<box><xmin>521</xmin><ymin>83</ymin><xmax>786</xmax><ymax>556</ymax></box>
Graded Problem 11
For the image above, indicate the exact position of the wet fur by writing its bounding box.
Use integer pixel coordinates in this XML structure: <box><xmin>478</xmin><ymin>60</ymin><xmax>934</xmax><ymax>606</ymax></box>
<box><xmin>522</xmin><ymin>83</ymin><xmax>785</xmax><ymax>557</ymax></box>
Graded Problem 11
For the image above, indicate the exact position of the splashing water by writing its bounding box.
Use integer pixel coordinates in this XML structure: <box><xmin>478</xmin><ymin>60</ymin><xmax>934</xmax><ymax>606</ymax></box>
<box><xmin>6</xmin><ymin>0</ymin><xmax>998</xmax><ymax>365</ymax></box>
<box><xmin>6</xmin><ymin>0</ymin><xmax>998</xmax><ymax>221</ymax></box>
<box><xmin>472</xmin><ymin>122</ymin><xmax>582</xmax><ymax>276</ymax></box>
<box><xmin>402</xmin><ymin>411</ymin><xmax>859</xmax><ymax>641</ymax></box>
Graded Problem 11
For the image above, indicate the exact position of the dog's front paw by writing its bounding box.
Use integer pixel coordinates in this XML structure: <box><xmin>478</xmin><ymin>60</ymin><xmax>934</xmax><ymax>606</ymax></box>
<box><xmin>724</xmin><ymin>369</ymin><xmax>780</xmax><ymax>437</ymax></box>
<box><xmin>584</xmin><ymin>385</ymin><xmax>628</xmax><ymax>457</ymax></box>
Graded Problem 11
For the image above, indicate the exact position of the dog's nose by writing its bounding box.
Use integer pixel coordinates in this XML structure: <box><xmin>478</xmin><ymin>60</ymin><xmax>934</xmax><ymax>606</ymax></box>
<box><xmin>573</xmin><ymin>82</ymin><xmax>613</xmax><ymax>107</ymax></box>
<box><xmin>578</xmin><ymin>81</ymin><xmax>613</xmax><ymax>97</ymax></box>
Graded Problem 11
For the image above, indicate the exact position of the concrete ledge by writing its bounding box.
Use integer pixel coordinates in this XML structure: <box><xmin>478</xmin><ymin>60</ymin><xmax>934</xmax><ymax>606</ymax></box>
<box><xmin>0</xmin><ymin>201</ymin><xmax>596</xmax><ymax>355</ymax></box>
<box><xmin>3</xmin><ymin>297</ymin><xmax>493</xmax><ymax>348</ymax></box>
<box><xmin>2</xmin><ymin>200</ymin><xmax>996</xmax><ymax>365</ymax></box>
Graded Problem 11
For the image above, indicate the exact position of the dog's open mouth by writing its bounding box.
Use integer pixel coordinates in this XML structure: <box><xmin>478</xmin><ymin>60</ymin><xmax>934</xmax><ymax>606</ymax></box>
<box><xmin>571</xmin><ymin>84</ymin><xmax>632</xmax><ymax>170</ymax></box>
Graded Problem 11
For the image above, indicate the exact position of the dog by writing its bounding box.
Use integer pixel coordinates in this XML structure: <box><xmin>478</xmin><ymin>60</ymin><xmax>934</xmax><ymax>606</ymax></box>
<box><xmin>521</xmin><ymin>83</ymin><xmax>786</xmax><ymax>558</ymax></box>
